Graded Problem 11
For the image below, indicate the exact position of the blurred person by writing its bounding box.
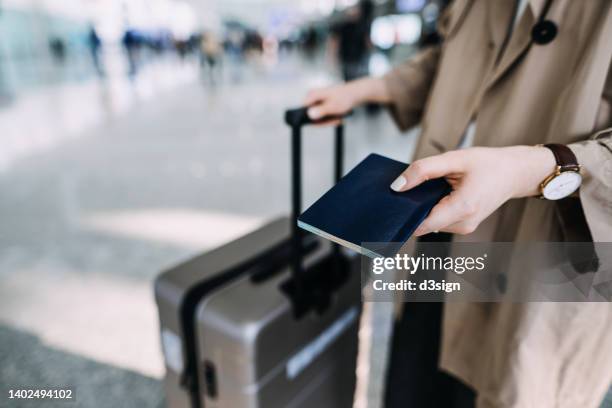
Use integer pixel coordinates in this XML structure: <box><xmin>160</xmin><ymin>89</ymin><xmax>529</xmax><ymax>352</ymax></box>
<box><xmin>200</xmin><ymin>32</ymin><xmax>222</xmax><ymax>84</ymax></box>
<box><xmin>225</xmin><ymin>29</ymin><xmax>244</xmax><ymax>60</ymax></box>
<box><xmin>122</xmin><ymin>29</ymin><xmax>139</xmax><ymax>78</ymax></box>
<box><xmin>87</xmin><ymin>25</ymin><xmax>104</xmax><ymax>77</ymax></box>
<box><xmin>244</xmin><ymin>30</ymin><xmax>264</xmax><ymax>55</ymax></box>
<box><xmin>48</xmin><ymin>37</ymin><xmax>66</xmax><ymax>64</ymax></box>
<box><xmin>302</xmin><ymin>26</ymin><xmax>321</xmax><ymax>59</ymax></box>
<box><xmin>225</xmin><ymin>29</ymin><xmax>245</xmax><ymax>82</ymax></box>
<box><xmin>305</xmin><ymin>1</ymin><xmax>612</xmax><ymax>407</ymax></box>
<box><xmin>329</xmin><ymin>0</ymin><xmax>374</xmax><ymax>82</ymax></box>
<box><xmin>175</xmin><ymin>37</ymin><xmax>192</xmax><ymax>60</ymax></box>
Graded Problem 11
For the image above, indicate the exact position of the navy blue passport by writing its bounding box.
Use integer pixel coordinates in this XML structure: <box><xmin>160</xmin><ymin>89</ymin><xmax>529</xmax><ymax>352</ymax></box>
<box><xmin>298</xmin><ymin>153</ymin><xmax>451</xmax><ymax>257</ymax></box>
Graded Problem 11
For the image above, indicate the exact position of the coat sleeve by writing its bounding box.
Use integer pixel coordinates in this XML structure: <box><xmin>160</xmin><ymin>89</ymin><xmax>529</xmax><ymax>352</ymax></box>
<box><xmin>568</xmin><ymin>128</ymin><xmax>612</xmax><ymax>241</ymax></box>
<box><xmin>568</xmin><ymin>66</ymin><xmax>612</xmax><ymax>241</ymax></box>
<box><xmin>382</xmin><ymin>46</ymin><xmax>442</xmax><ymax>131</ymax></box>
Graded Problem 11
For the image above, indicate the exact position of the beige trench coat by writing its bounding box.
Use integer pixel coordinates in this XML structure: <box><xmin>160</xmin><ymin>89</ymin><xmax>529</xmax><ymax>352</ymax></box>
<box><xmin>382</xmin><ymin>0</ymin><xmax>612</xmax><ymax>407</ymax></box>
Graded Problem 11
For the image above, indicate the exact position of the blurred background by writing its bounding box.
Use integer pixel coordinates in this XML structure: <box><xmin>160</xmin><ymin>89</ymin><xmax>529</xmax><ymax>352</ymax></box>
<box><xmin>0</xmin><ymin>0</ymin><xmax>447</xmax><ymax>406</ymax></box>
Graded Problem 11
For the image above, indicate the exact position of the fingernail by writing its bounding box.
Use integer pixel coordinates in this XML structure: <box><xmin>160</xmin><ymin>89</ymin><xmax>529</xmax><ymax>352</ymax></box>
<box><xmin>390</xmin><ymin>175</ymin><xmax>406</xmax><ymax>192</ymax></box>
<box><xmin>307</xmin><ymin>107</ymin><xmax>320</xmax><ymax>119</ymax></box>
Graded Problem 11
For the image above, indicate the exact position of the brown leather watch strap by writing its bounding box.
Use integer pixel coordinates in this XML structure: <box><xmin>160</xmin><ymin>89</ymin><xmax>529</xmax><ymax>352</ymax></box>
<box><xmin>543</xmin><ymin>143</ymin><xmax>580</xmax><ymax>170</ymax></box>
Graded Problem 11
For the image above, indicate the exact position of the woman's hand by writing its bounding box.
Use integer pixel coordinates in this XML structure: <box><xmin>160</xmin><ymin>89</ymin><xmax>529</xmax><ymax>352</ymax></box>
<box><xmin>390</xmin><ymin>146</ymin><xmax>557</xmax><ymax>236</ymax></box>
<box><xmin>304</xmin><ymin>77</ymin><xmax>390</xmax><ymax>125</ymax></box>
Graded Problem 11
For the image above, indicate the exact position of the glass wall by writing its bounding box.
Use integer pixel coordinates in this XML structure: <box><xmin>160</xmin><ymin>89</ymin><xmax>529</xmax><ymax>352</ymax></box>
<box><xmin>0</xmin><ymin>6</ymin><xmax>91</xmax><ymax>93</ymax></box>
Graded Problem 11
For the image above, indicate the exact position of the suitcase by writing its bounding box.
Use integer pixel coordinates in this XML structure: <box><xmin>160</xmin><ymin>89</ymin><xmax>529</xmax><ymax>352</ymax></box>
<box><xmin>154</xmin><ymin>107</ymin><xmax>362</xmax><ymax>408</ymax></box>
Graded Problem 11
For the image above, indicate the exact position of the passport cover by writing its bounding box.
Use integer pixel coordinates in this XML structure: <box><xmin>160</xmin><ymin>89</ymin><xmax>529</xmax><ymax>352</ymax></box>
<box><xmin>298</xmin><ymin>153</ymin><xmax>451</xmax><ymax>257</ymax></box>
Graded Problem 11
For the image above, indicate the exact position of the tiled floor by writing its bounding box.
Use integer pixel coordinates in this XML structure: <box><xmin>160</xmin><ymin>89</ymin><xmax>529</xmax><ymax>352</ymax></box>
<box><xmin>0</xmin><ymin>53</ymin><xmax>418</xmax><ymax>407</ymax></box>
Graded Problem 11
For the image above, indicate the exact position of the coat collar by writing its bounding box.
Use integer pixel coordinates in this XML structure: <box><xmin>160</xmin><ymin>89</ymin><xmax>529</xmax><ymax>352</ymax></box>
<box><xmin>528</xmin><ymin>0</ymin><xmax>547</xmax><ymax>16</ymax></box>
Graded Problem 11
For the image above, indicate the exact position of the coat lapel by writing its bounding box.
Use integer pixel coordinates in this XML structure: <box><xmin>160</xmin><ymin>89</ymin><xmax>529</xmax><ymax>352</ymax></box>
<box><xmin>485</xmin><ymin>0</ymin><xmax>547</xmax><ymax>88</ymax></box>
<box><xmin>485</xmin><ymin>0</ymin><xmax>515</xmax><ymax>53</ymax></box>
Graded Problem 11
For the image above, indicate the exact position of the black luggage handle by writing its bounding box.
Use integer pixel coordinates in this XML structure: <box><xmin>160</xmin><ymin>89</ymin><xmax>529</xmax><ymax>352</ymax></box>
<box><xmin>284</xmin><ymin>106</ymin><xmax>349</xmax><ymax>128</ymax></box>
<box><xmin>284</xmin><ymin>106</ymin><xmax>349</xmax><ymax>317</ymax></box>
<box><xmin>284</xmin><ymin>106</ymin><xmax>347</xmax><ymax>223</ymax></box>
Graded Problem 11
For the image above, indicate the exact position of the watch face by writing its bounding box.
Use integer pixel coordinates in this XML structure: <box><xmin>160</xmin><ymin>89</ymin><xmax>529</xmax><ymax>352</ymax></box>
<box><xmin>542</xmin><ymin>171</ymin><xmax>582</xmax><ymax>200</ymax></box>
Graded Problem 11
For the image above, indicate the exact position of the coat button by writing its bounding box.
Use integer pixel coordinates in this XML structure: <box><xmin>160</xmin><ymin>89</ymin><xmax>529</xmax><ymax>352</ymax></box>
<box><xmin>531</xmin><ymin>20</ymin><xmax>557</xmax><ymax>45</ymax></box>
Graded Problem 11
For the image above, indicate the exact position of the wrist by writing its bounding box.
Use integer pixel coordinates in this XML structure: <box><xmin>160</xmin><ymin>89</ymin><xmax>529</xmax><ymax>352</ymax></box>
<box><xmin>348</xmin><ymin>77</ymin><xmax>388</xmax><ymax>106</ymax></box>
<box><xmin>510</xmin><ymin>145</ymin><xmax>557</xmax><ymax>198</ymax></box>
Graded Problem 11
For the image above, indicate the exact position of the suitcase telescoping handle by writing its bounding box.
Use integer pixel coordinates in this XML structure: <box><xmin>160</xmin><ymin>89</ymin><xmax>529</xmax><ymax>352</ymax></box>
<box><xmin>284</xmin><ymin>106</ymin><xmax>346</xmax><ymax>227</ymax></box>
<box><xmin>284</xmin><ymin>106</ymin><xmax>348</xmax><ymax>316</ymax></box>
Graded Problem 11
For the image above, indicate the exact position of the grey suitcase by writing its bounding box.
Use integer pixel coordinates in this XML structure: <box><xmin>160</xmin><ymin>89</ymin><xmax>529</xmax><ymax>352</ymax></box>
<box><xmin>194</xmin><ymin>244</ymin><xmax>361</xmax><ymax>408</ymax></box>
<box><xmin>154</xmin><ymin>107</ymin><xmax>361</xmax><ymax>408</ymax></box>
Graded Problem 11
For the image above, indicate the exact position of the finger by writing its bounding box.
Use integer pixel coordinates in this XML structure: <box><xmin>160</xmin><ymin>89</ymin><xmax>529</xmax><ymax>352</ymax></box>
<box><xmin>304</xmin><ymin>89</ymin><xmax>326</xmax><ymax>106</ymax></box>
<box><xmin>307</xmin><ymin>105</ymin><xmax>325</xmax><ymax>120</ymax></box>
<box><xmin>413</xmin><ymin>192</ymin><xmax>477</xmax><ymax>236</ymax></box>
<box><xmin>307</xmin><ymin>101</ymin><xmax>338</xmax><ymax>121</ymax></box>
<box><xmin>390</xmin><ymin>152</ymin><xmax>463</xmax><ymax>192</ymax></box>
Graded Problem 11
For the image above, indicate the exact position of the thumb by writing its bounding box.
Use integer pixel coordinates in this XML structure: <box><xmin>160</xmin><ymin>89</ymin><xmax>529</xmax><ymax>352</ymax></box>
<box><xmin>307</xmin><ymin>103</ymin><xmax>329</xmax><ymax>120</ymax></box>
<box><xmin>390</xmin><ymin>153</ymin><xmax>462</xmax><ymax>192</ymax></box>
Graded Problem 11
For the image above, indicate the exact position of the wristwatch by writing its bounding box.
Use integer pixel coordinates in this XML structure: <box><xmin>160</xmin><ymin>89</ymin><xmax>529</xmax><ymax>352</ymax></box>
<box><xmin>538</xmin><ymin>143</ymin><xmax>582</xmax><ymax>200</ymax></box>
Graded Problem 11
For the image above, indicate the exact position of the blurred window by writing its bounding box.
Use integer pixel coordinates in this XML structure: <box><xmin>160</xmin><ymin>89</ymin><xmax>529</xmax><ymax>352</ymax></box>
<box><xmin>371</xmin><ymin>14</ymin><xmax>422</xmax><ymax>49</ymax></box>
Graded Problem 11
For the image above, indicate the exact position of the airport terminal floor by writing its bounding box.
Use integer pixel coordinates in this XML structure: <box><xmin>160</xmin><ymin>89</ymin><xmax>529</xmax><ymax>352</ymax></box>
<box><xmin>0</xmin><ymin>53</ymin><xmax>418</xmax><ymax>407</ymax></box>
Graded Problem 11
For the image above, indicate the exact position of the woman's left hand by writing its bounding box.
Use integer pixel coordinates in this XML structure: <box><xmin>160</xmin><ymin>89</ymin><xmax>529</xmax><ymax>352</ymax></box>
<box><xmin>390</xmin><ymin>146</ymin><xmax>557</xmax><ymax>236</ymax></box>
